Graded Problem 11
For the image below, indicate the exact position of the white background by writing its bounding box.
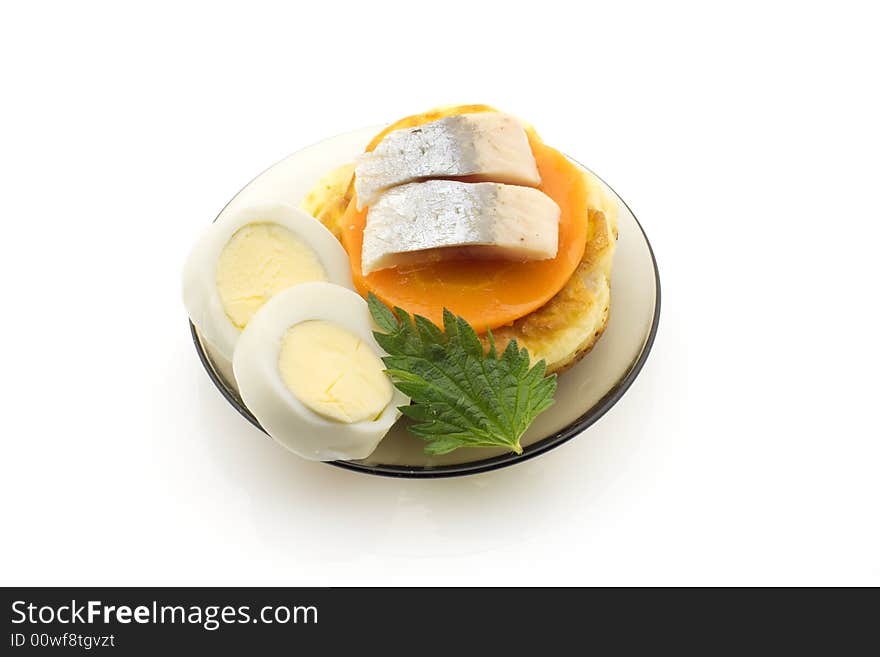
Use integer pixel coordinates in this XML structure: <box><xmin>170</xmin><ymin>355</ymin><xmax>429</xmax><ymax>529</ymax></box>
<box><xmin>1</xmin><ymin>1</ymin><xmax>878</xmax><ymax>586</ymax></box>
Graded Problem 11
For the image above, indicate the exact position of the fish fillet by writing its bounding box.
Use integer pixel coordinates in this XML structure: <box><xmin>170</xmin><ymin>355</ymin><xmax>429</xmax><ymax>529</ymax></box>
<box><xmin>361</xmin><ymin>181</ymin><xmax>560</xmax><ymax>275</ymax></box>
<box><xmin>354</xmin><ymin>113</ymin><xmax>541</xmax><ymax>209</ymax></box>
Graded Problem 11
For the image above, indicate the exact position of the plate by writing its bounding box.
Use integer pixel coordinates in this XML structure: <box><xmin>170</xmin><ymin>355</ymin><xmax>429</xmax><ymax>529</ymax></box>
<box><xmin>190</xmin><ymin>126</ymin><xmax>660</xmax><ymax>478</ymax></box>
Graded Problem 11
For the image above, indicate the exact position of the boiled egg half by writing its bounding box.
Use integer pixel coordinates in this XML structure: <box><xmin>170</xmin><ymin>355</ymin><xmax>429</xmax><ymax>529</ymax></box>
<box><xmin>233</xmin><ymin>282</ymin><xmax>408</xmax><ymax>461</ymax></box>
<box><xmin>183</xmin><ymin>202</ymin><xmax>352</xmax><ymax>362</ymax></box>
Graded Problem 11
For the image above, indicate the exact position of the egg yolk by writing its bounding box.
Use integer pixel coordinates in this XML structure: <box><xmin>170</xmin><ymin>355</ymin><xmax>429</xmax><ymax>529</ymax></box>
<box><xmin>216</xmin><ymin>223</ymin><xmax>327</xmax><ymax>329</ymax></box>
<box><xmin>278</xmin><ymin>320</ymin><xmax>392</xmax><ymax>424</ymax></box>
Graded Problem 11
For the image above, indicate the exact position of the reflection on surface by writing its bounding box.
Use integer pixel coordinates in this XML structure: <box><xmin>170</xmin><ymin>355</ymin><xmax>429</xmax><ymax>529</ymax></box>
<box><xmin>185</xmin><ymin>352</ymin><xmax>661</xmax><ymax>562</ymax></box>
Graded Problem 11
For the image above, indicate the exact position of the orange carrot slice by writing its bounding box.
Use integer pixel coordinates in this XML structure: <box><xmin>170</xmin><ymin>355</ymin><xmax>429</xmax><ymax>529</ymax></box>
<box><xmin>341</xmin><ymin>109</ymin><xmax>588</xmax><ymax>332</ymax></box>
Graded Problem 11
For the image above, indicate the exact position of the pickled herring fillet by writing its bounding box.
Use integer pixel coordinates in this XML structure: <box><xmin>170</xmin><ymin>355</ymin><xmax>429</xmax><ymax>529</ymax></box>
<box><xmin>354</xmin><ymin>113</ymin><xmax>541</xmax><ymax>209</ymax></box>
<box><xmin>361</xmin><ymin>181</ymin><xmax>560</xmax><ymax>275</ymax></box>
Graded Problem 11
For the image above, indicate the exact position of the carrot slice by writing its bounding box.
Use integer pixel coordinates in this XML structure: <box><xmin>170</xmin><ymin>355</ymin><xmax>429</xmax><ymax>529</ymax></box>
<box><xmin>341</xmin><ymin>112</ymin><xmax>588</xmax><ymax>332</ymax></box>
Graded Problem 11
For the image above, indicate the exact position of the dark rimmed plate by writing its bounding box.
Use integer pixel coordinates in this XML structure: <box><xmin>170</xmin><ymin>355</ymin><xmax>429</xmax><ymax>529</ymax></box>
<box><xmin>189</xmin><ymin>127</ymin><xmax>660</xmax><ymax>478</ymax></box>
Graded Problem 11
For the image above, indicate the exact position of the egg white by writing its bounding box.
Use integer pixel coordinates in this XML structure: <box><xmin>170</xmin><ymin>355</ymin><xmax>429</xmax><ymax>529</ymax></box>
<box><xmin>182</xmin><ymin>202</ymin><xmax>352</xmax><ymax>362</ymax></box>
<box><xmin>232</xmin><ymin>282</ymin><xmax>408</xmax><ymax>461</ymax></box>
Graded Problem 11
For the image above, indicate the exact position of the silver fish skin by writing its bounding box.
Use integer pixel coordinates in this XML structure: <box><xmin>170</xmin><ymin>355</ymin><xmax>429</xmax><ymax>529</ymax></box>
<box><xmin>354</xmin><ymin>113</ymin><xmax>541</xmax><ymax>210</ymax></box>
<box><xmin>361</xmin><ymin>180</ymin><xmax>560</xmax><ymax>275</ymax></box>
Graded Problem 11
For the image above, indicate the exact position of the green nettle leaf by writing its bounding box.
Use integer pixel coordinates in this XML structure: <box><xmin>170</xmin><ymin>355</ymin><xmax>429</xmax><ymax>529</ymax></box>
<box><xmin>367</xmin><ymin>293</ymin><xmax>557</xmax><ymax>455</ymax></box>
